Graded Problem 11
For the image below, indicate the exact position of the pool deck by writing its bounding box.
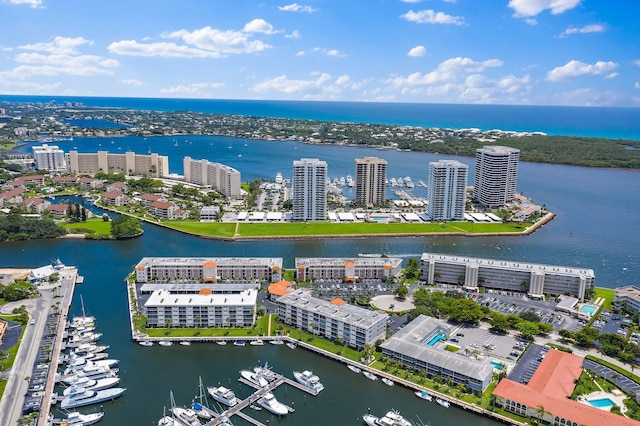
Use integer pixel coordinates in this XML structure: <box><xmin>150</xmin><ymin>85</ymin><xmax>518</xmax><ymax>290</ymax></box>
<box><xmin>579</xmin><ymin>390</ymin><xmax>627</xmax><ymax>413</ymax></box>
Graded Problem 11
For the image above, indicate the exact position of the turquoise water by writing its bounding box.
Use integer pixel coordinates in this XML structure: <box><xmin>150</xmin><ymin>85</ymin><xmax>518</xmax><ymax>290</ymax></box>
<box><xmin>3</xmin><ymin>95</ymin><xmax>640</xmax><ymax>139</ymax></box>
<box><xmin>580</xmin><ymin>305</ymin><xmax>598</xmax><ymax>315</ymax></box>
<box><xmin>588</xmin><ymin>398</ymin><xmax>615</xmax><ymax>408</ymax></box>
<box><xmin>491</xmin><ymin>361</ymin><xmax>505</xmax><ymax>370</ymax></box>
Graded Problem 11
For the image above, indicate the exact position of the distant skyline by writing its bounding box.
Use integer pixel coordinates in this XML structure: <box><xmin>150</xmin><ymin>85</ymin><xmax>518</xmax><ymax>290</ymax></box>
<box><xmin>1</xmin><ymin>0</ymin><xmax>639</xmax><ymax>106</ymax></box>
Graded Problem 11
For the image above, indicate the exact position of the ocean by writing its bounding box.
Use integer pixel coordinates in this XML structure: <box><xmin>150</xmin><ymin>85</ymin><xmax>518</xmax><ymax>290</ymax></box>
<box><xmin>2</xmin><ymin>95</ymin><xmax>640</xmax><ymax>140</ymax></box>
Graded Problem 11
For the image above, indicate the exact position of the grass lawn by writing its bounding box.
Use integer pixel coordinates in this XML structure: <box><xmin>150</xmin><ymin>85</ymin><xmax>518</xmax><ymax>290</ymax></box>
<box><xmin>0</xmin><ymin>315</ymin><xmax>25</xmax><ymax>401</ymax></box>
<box><xmin>162</xmin><ymin>221</ymin><xmax>237</xmax><ymax>238</ymax></box>
<box><xmin>594</xmin><ymin>287</ymin><xmax>615</xmax><ymax>310</ymax></box>
<box><xmin>0</xmin><ymin>142</ymin><xmax>18</xmax><ymax>150</ymax></box>
<box><xmin>60</xmin><ymin>218</ymin><xmax>112</xmax><ymax>237</ymax></box>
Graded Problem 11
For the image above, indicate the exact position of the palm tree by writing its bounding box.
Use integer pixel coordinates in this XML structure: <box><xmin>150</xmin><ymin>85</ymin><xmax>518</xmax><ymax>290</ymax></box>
<box><xmin>535</xmin><ymin>405</ymin><xmax>549</xmax><ymax>423</ymax></box>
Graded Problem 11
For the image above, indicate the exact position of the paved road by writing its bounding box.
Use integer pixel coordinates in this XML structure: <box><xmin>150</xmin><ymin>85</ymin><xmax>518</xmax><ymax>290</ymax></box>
<box><xmin>0</xmin><ymin>268</ymin><xmax>76</xmax><ymax>426</ymax></box>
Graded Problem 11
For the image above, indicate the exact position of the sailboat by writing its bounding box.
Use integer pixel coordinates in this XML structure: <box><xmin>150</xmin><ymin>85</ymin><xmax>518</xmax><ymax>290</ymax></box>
<box><xmin>70</xmin><ymin>295</ymin><xmax>94</xmax><ymax>328</ymax></box>
<box><xmin>174</xmin><ymin>139</ymin><xmax>178</xmax><ymax>147</ymax></box>
<box><xmin>191</xmin><ymin>376</ymin><xmax>214</xmax><ymax>420</ymax></box>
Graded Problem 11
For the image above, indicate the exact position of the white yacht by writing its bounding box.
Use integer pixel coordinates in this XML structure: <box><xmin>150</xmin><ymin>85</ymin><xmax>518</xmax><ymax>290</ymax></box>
<box><xmin>239</xmin><ymin>368</ymin><xmax>269</xmax><ymax>388</ymax></box>
<box><xmin>249</xmin><ymin>339</ymin><xmax>264</xmax><ymax>346</ymax></box>
<box><xmin>381</xmin><ymin>378</ymin><xmax>394</xmax><ymax>387</ymax></box>
<box><xmin>63</xmin><ymin>359</ymin><xmax>118</xmax><ymax>376</ymax></box>
<box><xmin>436</xmin><ymin>398</ymin><xmax>451</xmax><ymax>408</ymax></box>
<box><xmin>159</xmin><ymin>340</ymin><xmax>173</xmax><ymax>347</ymax></box>
<box><xmin>207</xmin><ymin>385</ymin><xmax>238</xmax><ymax>406</ymax></box>
<box><xmin>362</xmin><ymin>410</ymin><xmax>412</xmax><ymax>426</ymax></box>
<box><xmin>293</xmin><ymin>370</ymin><xmax>324</xmax><ymax>393</ymax></box>
<box><xmin>179</xmin><ymin>341</ymin><xmax>191</xmax><ymax>346</ymax></box>
<box><xmin>56</xmin><ymin>410</ymin><xmax>104</xmax><ymax>426</ymax></box>
<box><xmin>63</xmin><ymin>376</ymin><xmax>120</xmax><ymax>396</ymax></box>
<box><xmin>171</xmin><ymin>407</ymin><xmax>202</xmax><ymax>426</ymax></box>
<box><xmin>414</xmin><ymin>390</ymin><xmax>432</xmax><ymax>401</ymax></box>
<box><xmin>347</xmin><ymin>365</ymin><xmax>361</xmax><ymax>374</ymax></box>
<box><xmin>60</xmin><ymin>386</ymin><xmax>126</xmax><ymax>409</ymax></box>
<box><xmin>269</xmin><ymin>339</ymin><xmax>284</xmax><ymax>345</ymax></box>
<box><xmin>363</xmin><ymin>371</ymin><xmax>378</xmax><ymax>381</ymax></box>
<box><xmin>139</xmin><ymin>340</ymin><xmax>153</xmax><ymax>347</ymax></box>
<box><xmin>258</xmin><ymin>392</ymin><xmax>288</xmax><ymax>416</ymax></box>
<box><xmin>61</xmin><ymin>366</ymin><xmax>117</xmax><ymax>383</ymax></box>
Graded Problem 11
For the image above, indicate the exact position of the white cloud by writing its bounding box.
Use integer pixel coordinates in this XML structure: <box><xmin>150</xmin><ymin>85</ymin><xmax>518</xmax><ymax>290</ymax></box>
<box><xmin>389</xmin><ymin>57</ymin><xmax>503</xmax><ymax>87</ymax></box>
<box><xmin>2</xmin><ymin>36</ymin><xmax>119</xmax><ymax>78</ymax></box>
<box><xmin>242</xmin><ymin>18</ymin><xmax>280</xmax><ymax>35</ymax></box>
<box><xmin>559</xmin><ymin>24</ymin><xmax>605</xmax><ymax>37</ymax></box>
<box><xmin>633</xmin><ymin>60</ymin><xmax>640</xmax><ymax>67</ymax></box>
<box><xmin>110</xmin><ymin>23</ymin><xmax>273</xmax><ymax>58</ymax></box>
<box><xmin>19</xmin><ymin>36</ymin><xmax>92</xmax><ymax>55</ymax></box>
<box><xmin>400</xmin><ymin>0</ymin><xmax>424</xmax><ymax>3</ymax></box>
<box><xmin>0</xmin><ymin>79</ymin><xmax>60</xmax><ymax>94</ymax></box>
<box><xmin>7</xmin><ymin>0</ymin><xmax>44</xmax><ymax>8</ymax></box>
<box><xmin>546</xmin><ymin>60</ymin><xmax>618</xmax><ymax>81</ymax></box>
<box><xmin>604</xmin><ymin>72</ymin><xmax>618</xmax><ymax>80</ymax></box>
<box><xmin>295</xmin><ymin>50</ymin><xmax>305</xmax><ymax>56</ymax></box>
<box><xmin>310</xmin><ymin>47</ymin><xmax>347</xmax><ymax>57</ymax></box>
<box><xmin>401</xmin><ymin>9</ymin><xmax>465</xmax><ymax>25</ymax></box>
<box><xmin>525</xmin><ymin>18</ymin><xmax>538</xmax><ymax>26</ymax></box>
<box><xmin>285</xmin><ymin>30</ymin><xmax>301</xmax><ymax>39</ymax></box>
<box><xmin>160</xmin><ymin>82</ymin><xmax>225</xmax><ymax>96</ymax></box>
<box><xmin>407</xmin><ymin>46</ymin><xmax>426</xmax><ymax>57</ymax></box>
<box><xmin>252</xmin><ymin>72</ymin><xmax>367</xmax><ymax>99</ymax></box>
<box><xmin>635</xmin><ymin>82</ymin><xmax>640</xmax><ymax>89</ymax></box>
<box><xmin>278</xmin><ymin>3</ymin><xmax>318</xmax><ymax>13</ymax></box>
<box><xmin>549</xmin><ymin>87</ymin><xmax>635</xmax><ymax>107</ymax></box>
<box><xmin>508</xmin><ymin>0</ymin><xmax>581</xmax><ymax>17</ymax></box>
<box><xmin>120</xmin><ymin>79</ymin><xmax>142</xmax><ymax>86</ymax></box>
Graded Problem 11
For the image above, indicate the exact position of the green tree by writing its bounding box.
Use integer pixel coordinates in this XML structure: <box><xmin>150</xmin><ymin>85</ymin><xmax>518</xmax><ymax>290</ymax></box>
<box><xmin>448</xmin><ymin>298</ymin><xmax>484</xmax><ymax>325</ymax></box>
<box><xmin>395</xmin><ymin>283</ymin><xmax>408</xmax><ymax>299</ymax></box>
<box><xmin>516</xmin><ymin>321</ymin><xmax>540</xmax><ymax>340</ymax></box>
<box><xmin>111</xmin><ymin>215</ymin><xmax>142</xmax><ymax>239</ymax></box>
<box><xmin>4</xmin><ymin>281</ymin><xmax>35</xmax><ymax>302</ymax></box>
<box><xmin>404</xmin><ymin>257</ymin><xmax>420</xmax><ymax>280</ymax></box>
<box><xmin>489</xmin><ymin>312</ymin><xmax>510</xmax><ymax>334</ymax></box>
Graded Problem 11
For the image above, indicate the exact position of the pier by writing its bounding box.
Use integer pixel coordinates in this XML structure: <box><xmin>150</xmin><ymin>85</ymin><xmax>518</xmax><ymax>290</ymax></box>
<box><xmin>203</xmin><ymin>371</ymin><xmax>318</xmax><ymax>426</ymax></box>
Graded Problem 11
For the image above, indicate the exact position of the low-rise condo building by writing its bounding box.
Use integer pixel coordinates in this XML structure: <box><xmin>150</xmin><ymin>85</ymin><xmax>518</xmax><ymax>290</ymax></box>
<box><xmin>614</xmin><ymin>286</ymin><xmax>640</xmax><ymax>314</ymax></box>
<box><xmin>380</xmin><ymin>315</ymin><xmax>494</xmax><ymax>394</ymax></box>
<box><xmin>295</xmin><ymin>257</ymin><xmax>403</xmax><ymax>282</ymax></box>
<box><xmin>134</xmin><ymin>257</ymin><xmax>283</xmax><ymax>283</ymax></box>
<box><xmin>143</xmin><ymin>288</ymin><xmax>257</xmax><ymax>328</ymax></box>
<box><xmin>419</xmin><ymin>252</ymin><xmax>594</xmax><ymax>301</ymax></box>
<box><xmin>275</xmin><ymin>288</ymin><xmax>388</xmax><ymax>350</ymax></box>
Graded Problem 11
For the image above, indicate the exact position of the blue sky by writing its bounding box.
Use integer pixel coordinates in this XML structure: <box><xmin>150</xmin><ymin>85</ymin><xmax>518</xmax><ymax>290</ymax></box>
<box><xmin>1</xmin><ymin>0</ymin><xmax>639</xmax><ymax>106</ymax></box>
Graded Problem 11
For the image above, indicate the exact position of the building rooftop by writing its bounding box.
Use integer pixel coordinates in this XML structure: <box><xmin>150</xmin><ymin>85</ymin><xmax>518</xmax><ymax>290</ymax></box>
<box><xmin>380</xmin><ymin>315</ymin><xmax>494</xmax><ymax>381</ymax></box>
<box><xmin>144</xmin><ymin>288</ymin><xmax>257</xmax><ymax>308</ymax></box>
<box><xmin>616</xmin><ymin>286</ymin><xmax>640</xmax><ymax>302</ymax></box>
<box><xmin>137</xmin><ymin>257</ymin><xmax>282</xmax><ymax>269</ymax></box>
<box><xmin>527</xmin><ymin>349</ymin><xmax>582</xmax><ymax>399</ymax></box>
<box><xmin>277</xmin><ymin>289</ymin><xmax>388</xmax><ymax>329</ymax></box>
<box><xmin>296</xmin><ymin>257</ymin><xmax>402</xmax><ymax>269</ymax></box>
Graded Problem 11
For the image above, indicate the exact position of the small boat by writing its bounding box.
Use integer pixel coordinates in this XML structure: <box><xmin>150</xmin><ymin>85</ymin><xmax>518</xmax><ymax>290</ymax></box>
<box><xmin>286</xmin><ymin>342</ymin><xmax>296</xmax><ymax>350</ymax></box>
<box><xmin>159</xmin><ymin>340</ymin><xmax>173</xmax><ymax>347</ymax></box>
<box><xmin>415</xmin><ymin>390</ymin><xmax>432</xmax><ymax>401</ymax></box>
<box><xmin>216</xmin><ymin>340</ymin><xmax>227</xmax><ymax>345</ymax></box>
<box><xmin>347</xmin><ymin>365</ymin><xmax>361</xmax><ymax>374</ymax></box>
<box><xmin>179</xmin><ymin>341</ymin><xmax>191</xmax><ymax>346</ymax></box>
<box><xmin>54</xmin><ymin>410</ymin><xmax>104</xmax><ymax>425</ymax></box>
<box><xmin>363</xmin><ymin>371</ymin><xmax>378</xmax><ymax>381</ymax></box>
<box><xmin>381</xmin><ymin>378</ymin><xmax>394</xmax><ymax>387</ymax></box>
<box><xmin>258</xmin><ymin>392</ymin><xmax>288</xmax><ymax>416</ymax></box>
<box><xmin>293</xmin><ymin>370</ymin><xmax>324</xmax><ymax>393</ymax></box>
<box><xmin>239</xmin><ymin>368</ymin><xmax>269</xmax><ymax>388</ymax></box>
<box><xmin>269</xmin><ymin>339</ymin><xmax>284</xmax><ymax>345</ymax></box>
<box><xmin>139</xmin><ymin>340</ymin><xmax>153</xmax><ymax>347</ymax></box>
<box><xmin>63</xmin><ymin>377</ymin><xmax>120</xmax><ymax>396</ymax></box>
<box><xmin>233</xmin><ymin>340</ymin><xmax>246</xmax><ymax>346</ymax></box>
<box><xmin>249</xmin><ymin>339</ymin><xmax>264</xmax><ymax>346</ymax></box>
<box><xmin>207</xmin><ymin>385</ymin><xmax>238</xmax><ymax>407</ymax></box>
<box><xmin>363</xmin><ymin>410</ymin><xmax>412</xmax><ymax>426</ymax></box>
<box><xmin>436</xmin><ymin>398</ymin><xmax>450</xmax><ymax>408</ymax></box>
<box><xmin>249</xmin><ymin>404</ymin><xmax>262</xmax><ymax>411</ymax></box>
<box><xmin>238</xmin><ymin>154</ymin><xmax>242</xmax><ymax>158</ymax></box>
<box><xmin>191</xmin><ymin>402</ymin><xmax>212</xmax><ymax>420</ymax></box>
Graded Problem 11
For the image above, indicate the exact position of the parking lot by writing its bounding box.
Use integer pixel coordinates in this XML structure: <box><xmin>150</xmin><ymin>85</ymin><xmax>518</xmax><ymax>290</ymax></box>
<box><xmin>507</xmin><ymin>343</ymin><xmax>549</xmax><ymax>384</ymax></box>
<box><xmin>442</xmin><ymin>324</ymin><xmax>524</xmax><ymax>361</ymax></box>
<box><xmin>311</xmin><ymin>278</ymin><xmax>396</xmax><ymax>300</ymax></box>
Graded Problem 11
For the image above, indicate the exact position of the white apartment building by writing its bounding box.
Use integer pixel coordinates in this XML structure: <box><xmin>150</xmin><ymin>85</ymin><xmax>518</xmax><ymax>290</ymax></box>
<box><xmin>134</xmin><ymin>257</ymin><xmax>283</xmax><ymax>283</ymax></box>
<box><xmin>354</xmin><ymin>157</ymin><xmax>387</xmax><ymax>207</ymax></box>
<box><xmin>420</xmin><ymin>252</ymin><xmax>595</xmax><ymax>300</ymax></box>
<box><xmin>295</xmin><ymin>257</ymin><xmax>403</xmax><ymax>282</ymax></box>
<box><xmin>144</xmin><ymin>288</ymin><xmax>257</xmax><ymax>328</ymax></box>
<box><xmin>66</xmin><ymin>150</ymin><xmax>169</xmax><ymax>178</ymax></box>
<box><xmin>183</xmin><ymin>156</ymin><xmax>241</xmax><ymax>197</ymax></box>
<box><xmin>473</xmin><ymin>146</ymin><xmax>520</xmax><ymax>208</ymax></box>
<box><xmin>427</xmin><ymin>160</ymin><xmax>468</xmax><ymax>221</ymax></box>
<box><xmin>32</xmin><ymin>144</ymin><xmax>66</xmax><ymax>171</ymax></box>
<box><xmin>275</xmin><ymin>289</ymin><xmax>388</xmax><ymax>350</ymax></box>
<box><xmin>292</xmin><ymin>158</ymin><xmax>327</xmax><ymax>221</ymax></box>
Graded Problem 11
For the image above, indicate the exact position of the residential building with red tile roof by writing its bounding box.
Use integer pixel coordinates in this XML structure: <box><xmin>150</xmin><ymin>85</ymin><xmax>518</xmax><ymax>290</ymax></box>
<box><xmin>139</xmin><ymin>193</ymin><xmax>166</xmax><ymax>206</ymax></box>
<box><xmin>53</xmin><ymin>176</ymin><xmax>79</xmax><ymax>185</ymax></box>
<box><xmin>22</xmin><ymin>197</ymin><xmax>51</xmax><ymax>213</ymax></box>
<box><xmin>106</xmin><ymin>181</ymin><xmax>127</xmax><ymax>193</ymax></box>
<box><xmin>101</xmin><ymin>190</ymin><xmax>129</xmax><ymax>207</ymax></box>
<box><xmin>493</xmin><ymin>349</ymin><xmax>640</xmax><ymax>426</ymax></box>
<box><xmin>78</xmin><ymin>177</ymin><xmax>103</xmax><ymax>189</ymax></box>
<box><xmin>46</xmin><ymin>204</ymin><xmax>69</xmax><ymax>217</ymax></box>
<box><xmin>0</xmin><ymin>187</ymin><xmax>25</xmax><ymax>207</ymax></box>
<box><xmin>295</xmin><ymin>257</ymin><xmax>403</xmax><ymax>282</ymax></box>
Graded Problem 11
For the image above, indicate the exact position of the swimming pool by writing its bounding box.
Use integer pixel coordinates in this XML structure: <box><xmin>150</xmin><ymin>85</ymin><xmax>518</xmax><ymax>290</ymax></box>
<box><xmin>427</xmin><ymin>334</ymin><xmax>444</xmax><ymax>346</ymax></box>
<box><xmin>491</xmin><ymin>361</ymin><xmax>505</xmax><ymax>370</ymax></box>
<box><xmin>588</xmin><ymin>398</ymin><xmax>615</xmax><ymax>408</ymax></box>
<box><xmin>579</xmin><ymin>304</ymin><xmax>598</xmax><ymax>315</ymax></box>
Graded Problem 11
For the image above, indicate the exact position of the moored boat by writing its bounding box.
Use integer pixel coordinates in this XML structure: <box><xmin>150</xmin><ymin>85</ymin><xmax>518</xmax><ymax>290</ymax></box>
<box><xmin>233</xmin><ymin>340</ymin><xmax>246</xmax><ymax>346</ymax></box>
<box><xmin>293</xmin><ymin>370</ymin><xmax>324</xmax><ymax>393</ymax></box>
<box><xmin>415</xmin><ymin>390</ymin><xmax>432</xmax><ymax>401</ymax></box>
<box><xmin>239</xmin><ymin>368</ymin><xmax>269</xmax><ymax>388</ymax></box>
<box><xmin>258</xmin><ymin>392</ymin><xmax>288</xmax><ymax>416</ymax></box>
<box><xmin>179</xmin><ymin>341</ymin><xmax>191</xmax><ymax>346</ymax></box>
<box><xmin>362</xmin><ymin>410</ymin><xmax>412</xmax><ymax>426</ymax></box>
<box><xmin>139</xmin><ymin>340</ymin><xmax>153</xmax><ymax>347</ymax></box>
<box><xmin>363</xmin><ymin>371</ymin><xmax>378</xmax><ymax>381</ymax></box>
<box><xmin>171</xmin><ymin>407</ymin><xmax>202</xmax><ymax>426</ymax></box>
<box><xmin>347</xmin><ymin>365</ymin><xmax>361</xmax><ymax>374</ymax></box>
<box><xmin>436</xmin><ymin>398</ymin><xmax>450</xmax><ymax>408</ymax></box>
<box><xmin>269</xmin><ymin>339</ymin><xmax>284</xmax><ymax>345</ymax></box>
<box><xmin>159</xmin><ymin>340</ymin><xmax>173</xmax><ymax>347</ymax></box>
<box><xmin>63</xmin><ymin>376</ymin><xmax>120</xmax><ymax>396</ymax></box>
<box><xmin>216</xmin><ymin>340</ymin><xmax>227</xmax><ymax>346</ymax></box>
<box><xmin>286</xmin><ymin>341</ymin><xmax>296</xmax><ymax>350</ymax></box>
<box><xmin>381</xmin><ymin>377</ymin><xmax>394</xmax><ymax>387</ymax></box>
<box><xmin>59</xmin><ymin>386</ymin><xmax>126</xmax><ymax>409</ymax></box>
<box><xmin>53</xmin><ymin>410</ymin><xmax>104</xmax><ymax>425</ymax></box>
<box><xmin>207</xmin><ymin>385</ymin><xmax>238</xmax><ymax>406</ymax></box>
<box><xmin>249</xmin><ymin>339</ymin><xmax>264</xmax><ymax>346</ymax></box>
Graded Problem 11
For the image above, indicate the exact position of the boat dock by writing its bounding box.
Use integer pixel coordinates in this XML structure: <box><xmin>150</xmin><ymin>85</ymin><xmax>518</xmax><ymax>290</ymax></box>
<box><xmin>203</xmin><ymin>371</ymin><xmax>317</xmax><ymax>426</ymax></box>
